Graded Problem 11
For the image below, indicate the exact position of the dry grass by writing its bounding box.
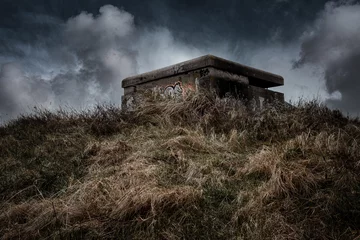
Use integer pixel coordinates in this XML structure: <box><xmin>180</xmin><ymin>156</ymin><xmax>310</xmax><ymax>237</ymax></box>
<box><xmin>1</xmin><ymin>93</ymin><xmax>360</xmax><ymax>239</ymax></box>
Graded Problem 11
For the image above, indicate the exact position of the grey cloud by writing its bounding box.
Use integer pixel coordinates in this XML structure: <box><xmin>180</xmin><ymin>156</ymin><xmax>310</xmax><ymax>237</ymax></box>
<box><xmin>294</xmin><ymin>1</ymin><xmax>360</xmax><ymax>116</ymax></box>
<box><xmin>1</xmin><ymin>5</ymin><xmax>139</xmax><ymax>122</ymax></box>
<box><xmin>0</xmin><ymin>0</ymin><xmax>332</xmax><ymax>46</ymax></box>
<box><xmin>60</xmin><ymin>5</ymin><xmax>138</xmax><ymax>102</ymax></box>
<box><xmin>0</xmin><ymin>5</ymin><xmax>203</xmax><ymax>123</ymax></box>
<box><xmin>325</xmin><ymin>53</ymin><xmax>360</xmax><ymax>114</ymax></box>
<box><xmin>0</xmin><ymin>63</ymin><xmax>54</xmax><ymax>121</ymax></box>
<box><xmin>2</xmin><ymin>0</ymin><xmax>360</xmax><ymax>123</ymax></box>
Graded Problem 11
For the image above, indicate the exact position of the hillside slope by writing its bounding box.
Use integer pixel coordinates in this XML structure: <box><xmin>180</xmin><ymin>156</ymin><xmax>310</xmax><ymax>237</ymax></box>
<box><xmin>1</xmin><ymin>94</ymin><xmax>360</xmax><ymax>239</ymax></box>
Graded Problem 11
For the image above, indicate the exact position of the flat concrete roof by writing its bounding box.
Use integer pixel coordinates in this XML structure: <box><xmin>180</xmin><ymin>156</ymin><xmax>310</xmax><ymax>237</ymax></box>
<box><xmin>122</xmin><ymin>55</ymin><xmax>284</xmax><ymax>88</ymax></box>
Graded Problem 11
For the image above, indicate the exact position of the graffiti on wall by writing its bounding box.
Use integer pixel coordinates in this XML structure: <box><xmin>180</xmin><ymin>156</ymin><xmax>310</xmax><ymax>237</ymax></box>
<box><xmin>153</xmin><ymin>80</ymin><xmax>197</xmax><ymax>99</ymax></box>
<box><xmin>164</xmin><ymin>81</ymin><xmax>183</xmax><ymax>98</ymax></box>
<box><xmin>124</xmin><ymin>79</ymin><xmax>200</xmax><ymax>110</ymax></box>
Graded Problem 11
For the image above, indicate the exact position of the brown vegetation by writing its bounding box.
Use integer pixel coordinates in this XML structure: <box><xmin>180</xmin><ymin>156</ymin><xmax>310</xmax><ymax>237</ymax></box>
<box><xmin>0</xmin><ymin>93</ymin><xmax>360</xmax><ymax>239</ymax></box>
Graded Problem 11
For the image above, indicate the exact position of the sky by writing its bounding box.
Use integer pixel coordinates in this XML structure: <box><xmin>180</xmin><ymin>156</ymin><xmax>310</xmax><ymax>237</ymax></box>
<box><xmin>1</xmin><ymin>0</ymin><xmax>360</xmax><ymax>122</ymax></box>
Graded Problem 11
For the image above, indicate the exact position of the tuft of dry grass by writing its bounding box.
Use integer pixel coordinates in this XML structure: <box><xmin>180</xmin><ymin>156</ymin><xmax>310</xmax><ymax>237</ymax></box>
<box><xmin>1</xmin><ymin>93</ymin><xmax>360</xmax><ymax>239</ymax></box>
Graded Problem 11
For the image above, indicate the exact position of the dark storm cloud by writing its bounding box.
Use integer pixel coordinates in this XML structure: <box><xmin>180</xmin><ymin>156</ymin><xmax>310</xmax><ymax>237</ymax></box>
<box><xmin>0</xmin><ymin>4</ymin><xmax>202</xmax><ymax>122</ymax></box>
<box><xmin>1</xmin><ymin>0</ymin><xmax>360</xmax><ymax>122</ymax></box>
<box><xmin>1</xmin><ymin>0</ymin><xmax>331</xmax><ymax>46</ymax></box>
<box><xmin>294</xmin><ymin>1</ymin><xmax>360</xmax><ymax>116</ymax></box>
<box><xmin>0</xmin><ymin>5</ymin><xmax>139</xmax><ymax>121</ymax></box>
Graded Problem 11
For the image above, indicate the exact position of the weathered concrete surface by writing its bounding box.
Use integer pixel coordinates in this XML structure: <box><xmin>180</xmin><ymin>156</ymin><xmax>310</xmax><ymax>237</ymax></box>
<box><xmin>122</xmin><ymin>55</ymin><xmax>284</xmax><ymax>110</ymax></box>
<box><xmin>122</xmin><ymin>55</ymin><xmax>284</xmax><ymax>88</ymax></box>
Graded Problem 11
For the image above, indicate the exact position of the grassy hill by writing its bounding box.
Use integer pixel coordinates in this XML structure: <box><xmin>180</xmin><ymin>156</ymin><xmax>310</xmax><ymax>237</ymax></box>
<box><xmin>1</xmin><ymin>93</ymin><xmax>360</xmax><ymax>239</ymax></box>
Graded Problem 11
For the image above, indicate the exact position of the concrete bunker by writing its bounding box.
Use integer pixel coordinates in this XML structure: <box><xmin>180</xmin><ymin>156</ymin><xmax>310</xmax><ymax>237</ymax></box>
<box><xmin>122</xmin><ymin>55</ymin><xmax>284</xmax><ymax>109</ymax></box>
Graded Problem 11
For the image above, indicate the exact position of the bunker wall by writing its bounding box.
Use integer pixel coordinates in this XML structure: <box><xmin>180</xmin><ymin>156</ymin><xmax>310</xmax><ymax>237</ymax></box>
<box><xmin>122</xmin><ymin>66</ymin><xmax>283</xmax><ymax>110</ymax></box>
